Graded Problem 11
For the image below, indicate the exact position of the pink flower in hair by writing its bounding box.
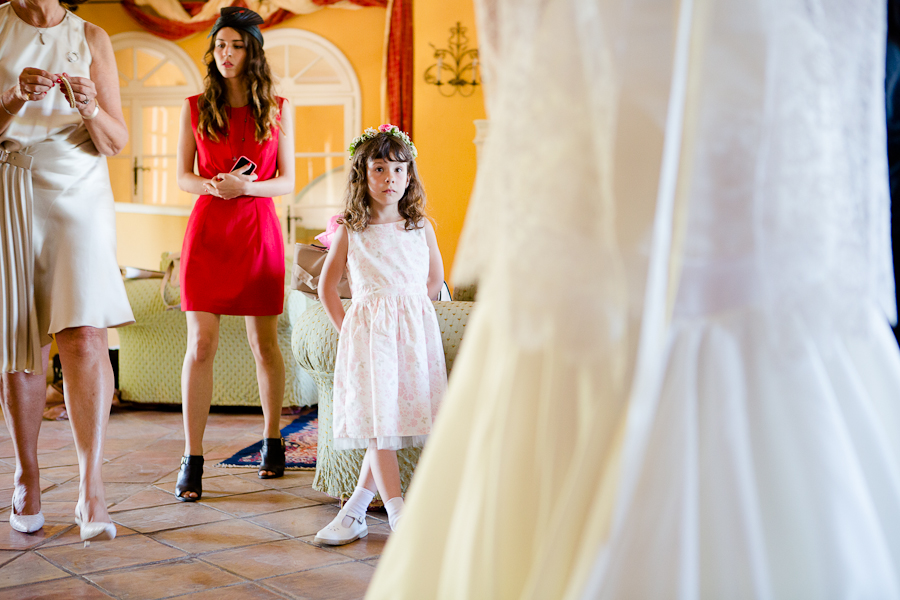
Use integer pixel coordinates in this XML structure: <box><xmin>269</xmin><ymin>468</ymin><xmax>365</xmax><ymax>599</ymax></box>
<box><xmin>378</xmin><ymin>124</ymin><xmax>394</xmax><ymax>133</ymax></box>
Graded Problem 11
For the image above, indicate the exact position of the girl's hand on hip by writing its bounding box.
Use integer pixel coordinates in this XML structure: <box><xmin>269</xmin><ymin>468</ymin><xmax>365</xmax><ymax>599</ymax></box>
<box><xmin>56</xmin><ymin>72</ymin><xmax>98</xmax><ymax>115</ymax></box>
<box><xmin>205</xmin><ymin>172</ymin><xmax>257</xmax><ymax>199</ymax></box>
<box><xmin>15</xmin><ymin>68</ymin><xmax>55</xmax><ymax>102</ymax></box>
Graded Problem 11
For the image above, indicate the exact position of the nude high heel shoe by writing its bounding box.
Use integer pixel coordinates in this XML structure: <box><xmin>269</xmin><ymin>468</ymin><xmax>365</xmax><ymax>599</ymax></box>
<box><xmin>9</xmin><ymin>509</ymin><xmax>44</xmax><ymax>534</ymax></box>
<box><xmin>75</xmin><ymin>503</ymin><xmax>116</xmax><ymax>547</ymax></box>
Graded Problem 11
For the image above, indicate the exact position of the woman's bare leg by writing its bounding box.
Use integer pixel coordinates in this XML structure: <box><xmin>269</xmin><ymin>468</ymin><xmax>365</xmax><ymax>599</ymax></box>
<box><xmin>0</xmin><ymin>345</ymin><xmax>51</xmax><ymax>518</ymax></box>
<box><xmin>55</xmin><ymin>327</ymin><xmax>114</xmax><ymax>524</ymax></box>
<box><xmin>182</xmin><ymin>312</ymin><xmax>220</xmax><ymax>460</ymax></box>
<box><xmin>245</xmin><ymin>315</ymin><xmax>285</xmax><ymax>476</ymax></box>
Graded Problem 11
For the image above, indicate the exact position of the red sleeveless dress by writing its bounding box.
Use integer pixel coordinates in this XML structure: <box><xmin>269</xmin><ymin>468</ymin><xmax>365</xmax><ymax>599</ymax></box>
<box><xmin>180</xmin><ymin>96</ymin><xmax>285</xmax><ymax>315</ymax></box>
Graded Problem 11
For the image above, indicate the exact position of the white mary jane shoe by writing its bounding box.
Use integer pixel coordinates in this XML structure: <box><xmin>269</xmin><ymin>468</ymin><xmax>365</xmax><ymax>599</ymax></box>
<box><xmin>75</xmin><ymin>506</ymin><xmax>116</xmax><ymax>547</ymax></box>
<box><xmin>314</xmin><ymin>507</ymin><xmax>367</xmax><ymax>546</ymax></box>
<box><xmin>9</xmin><ymin>509</ymin><xmax>44</xmax><ymax>534</ymax></box>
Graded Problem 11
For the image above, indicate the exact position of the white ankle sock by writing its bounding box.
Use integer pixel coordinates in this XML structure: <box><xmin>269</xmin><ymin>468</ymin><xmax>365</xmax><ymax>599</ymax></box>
<box><xmin>384</xmin><ymin>496</ymin><xmax>405</xmax><ymax>531</ymax></box>
<box><xmin>342</xmin><ymin>486</ymin><xmax>375</xmax><ymax>527</ymax></box>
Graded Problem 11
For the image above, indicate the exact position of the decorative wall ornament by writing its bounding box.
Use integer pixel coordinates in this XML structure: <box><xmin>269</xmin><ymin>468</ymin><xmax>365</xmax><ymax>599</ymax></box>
<box><xmin>424</xmin><ymin>22</ymin><xmax>479</xmax><ymax>97</ymax></box>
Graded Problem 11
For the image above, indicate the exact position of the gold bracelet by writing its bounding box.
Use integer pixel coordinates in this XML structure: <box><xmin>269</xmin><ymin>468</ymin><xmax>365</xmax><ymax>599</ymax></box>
<box><xmin>0</xmin><ymin>94</ymin><xmax>15</xmax><ymax>116</ymax></box>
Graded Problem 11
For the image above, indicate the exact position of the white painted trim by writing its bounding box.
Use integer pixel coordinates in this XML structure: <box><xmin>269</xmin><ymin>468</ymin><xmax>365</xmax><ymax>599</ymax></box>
<box><xmin>263</xmin><ymin>28</ymin><xmax>362</xmax><ymax>149</ymax></box>
<box><xmin>109</xmin><ymin>33</ymin><xmax>202</xmax><ymax>210</ymax></box>
<box><xmin>110</xmin><ymin>32</ymin><xmax>203</xmax><ymax>93</ymax></box>
<box><xmin>114</xmin><ymin>203</ymin><xmax>192</xmax><ymax>217</ymax></box>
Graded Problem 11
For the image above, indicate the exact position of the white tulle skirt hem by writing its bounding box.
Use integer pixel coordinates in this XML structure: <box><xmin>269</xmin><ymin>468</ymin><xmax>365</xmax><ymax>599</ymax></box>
<box><xmin>333</xmin><ymin>434</ymin><xmax>429</xmax><ymax>452</ymax></box>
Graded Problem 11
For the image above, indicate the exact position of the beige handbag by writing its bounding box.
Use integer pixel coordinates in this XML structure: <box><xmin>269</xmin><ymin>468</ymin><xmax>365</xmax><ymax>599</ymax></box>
<box><xmin>291</xmin><ymin>243</ymin><xmax>351</xmax><ymax>300</ymax></box>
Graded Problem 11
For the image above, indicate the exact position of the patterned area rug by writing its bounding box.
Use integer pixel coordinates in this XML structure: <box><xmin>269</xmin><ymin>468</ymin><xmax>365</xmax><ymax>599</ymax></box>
<box><xmin>216</xmin><ymin>409</ymin><xmax>317</xmax><ymax>470</ymax></box>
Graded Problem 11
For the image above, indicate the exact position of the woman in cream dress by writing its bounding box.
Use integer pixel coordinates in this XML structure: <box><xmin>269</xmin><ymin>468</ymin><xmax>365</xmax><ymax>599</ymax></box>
<box><xmin>367</xmin><ymin>0</ymin><xmax>900</xmax><ymax>598</ymax></box>
<box><xmin>0</xmin><ymin>0</ymin><xmax>133</xmax><ymax>542</ymax></box>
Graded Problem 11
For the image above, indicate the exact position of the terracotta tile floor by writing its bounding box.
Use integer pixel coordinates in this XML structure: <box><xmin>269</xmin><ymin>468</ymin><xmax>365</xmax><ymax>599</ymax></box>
<box><xmin>0</xmin><ymin>407</ymin><xmax>386</xmax><ymax>599</ymax></box>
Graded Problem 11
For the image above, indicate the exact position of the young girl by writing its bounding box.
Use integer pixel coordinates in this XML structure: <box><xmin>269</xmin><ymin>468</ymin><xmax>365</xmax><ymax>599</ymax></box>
<box><xmin>173</xmin><ymin>7</ymin><xmax>295</xmax><ymax>501</ymax></box>
<box><xmin>314</xmin><ymin>125</ymin><xmax>447</xmax><ymax>545</ymax></box>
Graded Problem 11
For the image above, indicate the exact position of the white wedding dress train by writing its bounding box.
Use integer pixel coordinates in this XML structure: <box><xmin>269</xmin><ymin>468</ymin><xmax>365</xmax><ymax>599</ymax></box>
<box><xmin>366</xmin><ymin>0</ymin><xmax>900</xmax><ymax>598</ymax></box>
<box><xmin>580</xmin><ymin>1</ymin><xmax>900</xmax><ymax>597</ymax></box>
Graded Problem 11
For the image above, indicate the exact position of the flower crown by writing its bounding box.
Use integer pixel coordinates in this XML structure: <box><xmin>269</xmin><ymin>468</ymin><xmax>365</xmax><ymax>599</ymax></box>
<box><xmin>348</xmin><ymin>124</ymin><xmax>418</xmax><ymax>159</ymax></box>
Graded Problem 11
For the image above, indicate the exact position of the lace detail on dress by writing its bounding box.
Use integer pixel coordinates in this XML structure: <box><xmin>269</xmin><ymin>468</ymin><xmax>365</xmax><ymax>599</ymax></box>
<box><xmin>458</xmin><ymin>0</ymin><xmax>894</xmax><ymax>361</ymax></box>
<box><xmin>456</xmin><ymin>0</ymin><xmax>678</xmax><ymax>360</ymax></box>
<box><xmin>670</xmin><ymin>0</ymin><xmax>894</xmax><ymax>336</ymax></box>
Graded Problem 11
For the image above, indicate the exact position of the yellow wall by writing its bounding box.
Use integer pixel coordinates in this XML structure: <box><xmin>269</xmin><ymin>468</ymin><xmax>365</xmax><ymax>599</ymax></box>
<box><xmin>413</xmin><ymin>2</ymin><xmax>485</xmax><ymax>279</ymax></box>
<box><xmin>77</xmin><ymin>2</ymin><xmax>483</xmax><ymax>276</ymax></box>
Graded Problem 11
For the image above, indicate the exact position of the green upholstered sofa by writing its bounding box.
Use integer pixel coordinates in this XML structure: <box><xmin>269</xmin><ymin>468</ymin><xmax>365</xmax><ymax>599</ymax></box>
<box><xmin>292</xmin><ymin>300</ymin><xmax>474</xmax><ymax>500</ymax></box>
<box><xmin>118</xmin><ymin>271</ymin><xmax>318</xmax><ymax>408</ymax></box>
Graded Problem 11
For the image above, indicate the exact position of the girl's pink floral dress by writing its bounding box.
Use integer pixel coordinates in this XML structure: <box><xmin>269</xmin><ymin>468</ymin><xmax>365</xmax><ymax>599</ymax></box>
<box><xmin>332</xmin><ymin>222</ymin><xmax>447</xmax><ymax>450</ymax></box>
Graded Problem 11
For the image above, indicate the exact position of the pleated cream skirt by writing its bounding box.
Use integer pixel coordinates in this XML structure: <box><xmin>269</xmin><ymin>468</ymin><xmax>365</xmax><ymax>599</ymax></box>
<box><xmin>0</xmin><ymin>152</ymin><xmax>41</xmax><ymax>373</ymax></box>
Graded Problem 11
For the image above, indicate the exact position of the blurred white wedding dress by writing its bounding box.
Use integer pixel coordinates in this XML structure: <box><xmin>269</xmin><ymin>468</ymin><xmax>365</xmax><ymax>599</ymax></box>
<box><xmin>366</xmin><ymin>1</ymin><xmax>900</xmax><ymax>598</ymax></box>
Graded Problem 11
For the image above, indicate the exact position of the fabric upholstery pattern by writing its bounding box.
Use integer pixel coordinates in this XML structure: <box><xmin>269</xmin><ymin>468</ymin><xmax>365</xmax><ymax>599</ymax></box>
<box><xmin>292</xmin><ymin>300</ymin><xmax>473</xmax><ymax>500</ymax></box>
<box><xmin>119</xmin><ymin>276</ymin><xmax>317</xmax><ymax>407</ymax></box>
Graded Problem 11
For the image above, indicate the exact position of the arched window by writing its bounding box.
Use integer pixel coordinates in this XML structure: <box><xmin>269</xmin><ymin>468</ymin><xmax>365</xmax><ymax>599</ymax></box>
<box><xmin>264</xmin><ymin>29</ymin><xmax>362</xmax><ymax>241</ymax></box>
<box><xmin>110</xmin><ymin>33</ymin><xmax>202</xmax><ymax>215</ymax></box>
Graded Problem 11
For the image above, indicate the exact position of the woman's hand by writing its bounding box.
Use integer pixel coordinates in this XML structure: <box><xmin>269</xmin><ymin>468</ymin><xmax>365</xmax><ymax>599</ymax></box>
<box><xmin>15</xmin><ymin>68</ymin><xmax>56</xmax><ymax>102</ymax></box>
<box><xmin>57</xmin><ymin>72</ymin><xmax>99</xmax><ymax>118</ymax></box>
<box><xmin>1</xmin><ymin>68</ymin><xmax>54</xmax><ymax>135</ymax></box>
<box><xmin>203</xmin><ymin>171</ymin><xmax>258</xmax><ymax>199</ymax></box>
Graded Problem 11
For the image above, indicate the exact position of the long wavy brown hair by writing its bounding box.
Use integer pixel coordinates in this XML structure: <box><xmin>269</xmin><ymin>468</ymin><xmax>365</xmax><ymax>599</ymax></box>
<box><xmin>196</xmin><ymin>27</ymin><xmax>280</xmax><ymax>143</ymax></box>
<box><xmin>342</xmin><ymin>134</ymin><xmax>427</xmax><ymax>232</ymax></box>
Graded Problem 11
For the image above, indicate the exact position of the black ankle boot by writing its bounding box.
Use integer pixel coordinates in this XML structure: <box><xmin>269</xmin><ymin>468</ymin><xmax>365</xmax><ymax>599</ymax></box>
<box><xmin>258</xmin><ymin>438</ymin><xmax>285</xmax><ymax>479</ymax></box>
<box><xmin>175</xmin><ymin>455</ymin><xmax>204</xmax><ymax>502</ymax></box>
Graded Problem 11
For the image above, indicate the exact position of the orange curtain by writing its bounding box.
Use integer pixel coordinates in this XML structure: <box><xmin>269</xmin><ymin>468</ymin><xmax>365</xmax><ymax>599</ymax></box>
<box><xmin>384</xmin><ymin>0</ymin><xmax>413</xmax><ymax>136</ymax></box>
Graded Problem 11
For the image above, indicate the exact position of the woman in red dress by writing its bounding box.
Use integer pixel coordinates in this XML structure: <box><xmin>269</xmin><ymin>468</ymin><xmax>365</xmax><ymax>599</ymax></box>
<box><xmin>174</xmin><ymin>7</ymin><xmax>295</xmax><ymax>500</ymax></box>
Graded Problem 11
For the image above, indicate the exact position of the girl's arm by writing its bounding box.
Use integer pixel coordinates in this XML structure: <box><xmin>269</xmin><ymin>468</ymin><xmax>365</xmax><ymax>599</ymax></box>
<box><xmin>176</xmin><ymin>98</ymin><xmax>215</xmax><ymax>195</ymax></box>
<box><xmin>206</xmin><ymin>99</ymin><xmax>296</xmax><ymax>200</ymax></box>
<box><xmin>319</xmin><ymin>224</ymin><xmax>349</xmax><ymax>333</ymax></box>
<box><xmin>423</xmin><ymin>220</ymin><xmax>445</xmax><ymax>300</ymax></box>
